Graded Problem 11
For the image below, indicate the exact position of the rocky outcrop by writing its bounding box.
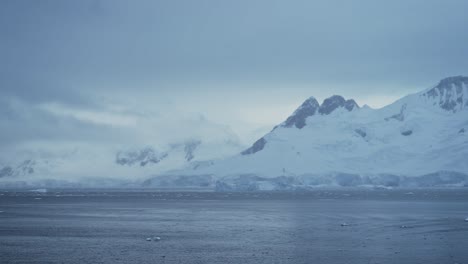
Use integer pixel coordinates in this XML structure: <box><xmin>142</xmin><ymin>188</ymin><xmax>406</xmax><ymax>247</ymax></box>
<box><xmin>241</xmin><ymin>137</ymin><xmax>267</xmax><ymax>155</ymax></box>
<box><xmin>184</xmin><ymin>140</ymin><xmax>201</xmax><ymax>162</ymax></box>
<box><xmin>116</xmin><ymin>147</ymin><xmax>168</xmax><ymax>167</ymax></box>
<box><xmin>355</xmin><ymin>128</ymin><xmax>367</xmax><ymax>138</ymax></box>
<box><xmin>282</xmin><ymin>97</ymin><xmax>319</xmax><ymax>129</ymax></box>
<box><xmin>319</xmin><ymin>95</ymin><xmax>359</xmax><ymax>115</ymax></box>
<box><xmin>282</xmin><ymin>95</ymin><xmax>359</xmax><ymax>130</ymax></box>
<box><xmin>243</xmin><ymin>95</ymin><xmax>359</xmax><ymax>155</ymax></box>
<box><xmin>423</xmin><ymin>76</ymin><xmax>468</xmax><ymax>112</ymax></box>
<box><xmin>401</xmin><ymin>130</ymin><xmax>413</xmax><ymax>136</ymax></box>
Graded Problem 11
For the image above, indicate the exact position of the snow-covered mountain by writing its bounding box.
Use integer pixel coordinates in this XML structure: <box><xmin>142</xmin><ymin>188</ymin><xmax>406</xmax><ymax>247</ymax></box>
<box><xmin>150</xmin><ymin>76</ymin><xmax>468</xmax><ymax>190</ymax></box>
<box><xmin>114</xmin><ymin>138</ymin><xmax>242</xmax><ymax>171</ymax></box>
<box><xmin>0</xmin><ymin>138</ymin><xmax>243</xmax><ymax>188</ymax></box>
<box><xmin>2</xmin><ymin>76</ymin><xmax>467</xmax><ymax>189</ymax></box>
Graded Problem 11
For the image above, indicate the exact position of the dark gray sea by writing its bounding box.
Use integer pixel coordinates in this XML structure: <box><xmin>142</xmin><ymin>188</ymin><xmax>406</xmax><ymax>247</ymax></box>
<box><xmin>1</xmin><ymin>189</ymin><xmax>468</xmax><ymax>264</ymax></box>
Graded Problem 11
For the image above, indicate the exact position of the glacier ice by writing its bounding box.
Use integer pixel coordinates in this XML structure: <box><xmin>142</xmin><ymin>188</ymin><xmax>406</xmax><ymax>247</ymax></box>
<box><xmin>212</xmin><ymin>171</ymin><xmax>468</xmax><ymax>191</ymax></box>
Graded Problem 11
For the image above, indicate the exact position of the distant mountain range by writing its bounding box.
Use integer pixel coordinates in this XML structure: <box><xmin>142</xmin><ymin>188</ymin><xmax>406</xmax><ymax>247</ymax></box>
<box><xmin>1</xmin><ymin>76</ymin><xmax>468</xmax><ymax>189</ymax></box>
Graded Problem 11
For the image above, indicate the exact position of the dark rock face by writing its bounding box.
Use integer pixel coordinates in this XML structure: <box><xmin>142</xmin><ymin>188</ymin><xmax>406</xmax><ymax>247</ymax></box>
<box><xmin>246</xmin><ymin>94</ymin><xmax>359</xmax><ymax>156</ymax></box>
<box><xmin>283</xmin><ymin>97</ymin><xmax>319</xmax><ymax>129</ymax></box>
<box><xmin>344</xmin><ymin>99</ymin><xmax>359</xmax><ymax>111</ymax></box>
<box><xmin>184</xmin><ymin>140</ymin><xmax>201</xmax><ymax>162</ymax></box>
<box><xmin>355</xmin><ymin>128</ymin><xmax>367</xmax><ymax>138</ymax></box>
<box><xmin>282</xmin><ymin>95</ymin><xmax>359</xmax><ymax>130</ymax></box>
<box><xmin>401</xmin><ymin>130</ymin><xmax>413</xmax><ymax>136</ymax></box>
<box><xmin>318</xmin><ymin>95</ymin><xmax>359</xmax><ymax>115</ymax></box>
<box><xmin>116</xmin><ymin>147</ymin><xmax>168</xmax><ymax>167</ymax></box>
<box><xmin>423</xmin><ymin>76</ymin><xmax>468</xmax><ymax>111</ymax></box>
<box><xmin>241</xmin><ymin>137</ymin><xmax>267</xmax><ymax>155</ymax></box>
<box><xmin>318</xmin><ymin>95</ymin><xmax>346</xmax><ymax>115</ymax></box>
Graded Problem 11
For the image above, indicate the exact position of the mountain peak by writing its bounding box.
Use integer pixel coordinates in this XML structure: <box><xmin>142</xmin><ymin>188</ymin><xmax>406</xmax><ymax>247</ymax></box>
<box><xmin>422</xmin><ymin>75</ymin><xmax>468</xmax><ymax>112</ymax></box>
<box><xmin>281</xmin><ymin>95</ymin><xmax>359</xmax><ymax>129</ymax></box>
<box><xmin>282</xmin><ymin>97</ymin><xmax>320</xmax><ymax>129</ymax></box>
<box><xmin>243</xmin><ymin>94</ymin><xmax>359</xmax><ymax>155</ymax></box>
<box><xmin>318</xmin><ymin>95</ymin><xmax>359</xmax><ymax>115</ymax></box>
<box><xmin>436</xmin><ymin>76</ymin><xmax>468</xmax><ymax>89</ymax></box>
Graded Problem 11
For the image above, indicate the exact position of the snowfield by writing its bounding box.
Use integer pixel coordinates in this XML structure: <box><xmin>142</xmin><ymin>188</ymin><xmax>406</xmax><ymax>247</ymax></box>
<box><xmin>151</xmin><ymin>76</ymin><xmax>468</xmax><ymax>190</ymax></box>
<box><xmin>1</xmin><ymin>76</ymin><xmax>468</xmax><ymax>189</ymax></box>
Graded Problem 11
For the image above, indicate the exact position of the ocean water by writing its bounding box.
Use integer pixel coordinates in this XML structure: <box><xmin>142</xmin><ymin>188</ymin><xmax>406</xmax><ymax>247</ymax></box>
<box><xmin>1</xmin><ymin>189</ymin><xmax>468</xmax><ymax>264</ymax></box>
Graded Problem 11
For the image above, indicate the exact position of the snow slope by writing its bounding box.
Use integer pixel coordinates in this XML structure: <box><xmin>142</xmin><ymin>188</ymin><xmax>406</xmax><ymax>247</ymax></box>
<box><xmin>0</xmin><ymin>138</ymin><xmax>243</xmax><ymax>188</ymax></box>
<box><xmin>155</xmin><ymin>76</ymin><xmax>468</xmax><ymax>189</ymax></box>
<box><xmin>2</xmin><ymin>76</ymin><xmax>467</xmax><ymax>189</ymax></box>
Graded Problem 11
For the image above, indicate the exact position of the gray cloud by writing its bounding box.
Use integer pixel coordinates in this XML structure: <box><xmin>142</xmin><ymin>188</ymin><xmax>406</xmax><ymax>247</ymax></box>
<box><xmin>1</xmin><ymin>0</ymin><xmax>467</xmax><ymax>149</ymax></box>
<box><xmin>0</xmin><ymin>97</ymin><xmax>125</xmax><ymax>146</ymax></box>
<box><xmin>2</xmin><ymin>0</ymin><xmax>467</xmax><ymax>96</ymax></box>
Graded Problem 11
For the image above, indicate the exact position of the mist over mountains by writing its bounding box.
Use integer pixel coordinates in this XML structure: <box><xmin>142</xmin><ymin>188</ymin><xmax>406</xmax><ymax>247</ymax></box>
<box><xmin>1</xmin><ymin>76</ymin><xmax>468</xmax><ymax>189</ymax></box>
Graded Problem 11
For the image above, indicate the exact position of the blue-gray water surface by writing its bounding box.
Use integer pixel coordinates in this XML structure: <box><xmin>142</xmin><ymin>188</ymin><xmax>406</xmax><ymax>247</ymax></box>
<box><xmin>1</xmin><ymin>189</ymin><xmax>468</xmax><ymax>264</ymax></box>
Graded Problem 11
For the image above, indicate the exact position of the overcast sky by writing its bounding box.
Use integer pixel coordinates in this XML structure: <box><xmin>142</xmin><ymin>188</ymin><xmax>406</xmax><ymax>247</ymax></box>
<box><xmin>1</xmin><ymin>0</ymin><xmax>468</xmax><ymax>149</ymax></box>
